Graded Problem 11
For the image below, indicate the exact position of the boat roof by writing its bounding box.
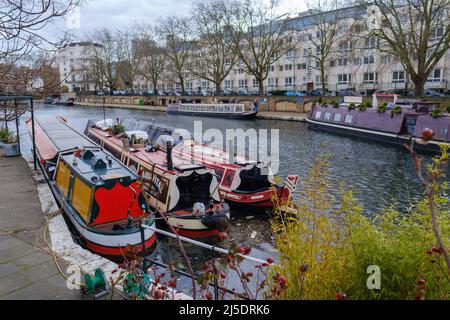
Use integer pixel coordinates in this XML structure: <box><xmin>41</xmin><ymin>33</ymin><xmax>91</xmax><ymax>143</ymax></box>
<box><xmin>60</xmin><ymin>148</ymin><xmax>137</xmax><ymax>187</ymax></box>
<box><xmin>89</xmin><ymin>126</ymin><xmax>208</xmax><ymax>174</ymax></box>
<box><xmin>28</xmin><ymin>116</ymin><xmax>96</xmax><ymax>161</ymax></box>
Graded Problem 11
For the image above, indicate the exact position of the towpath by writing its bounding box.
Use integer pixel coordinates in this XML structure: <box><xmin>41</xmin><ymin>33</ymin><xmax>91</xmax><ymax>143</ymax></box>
<box><xmin>0</xmin><ymin>149</ymin><xmax>83</xmax><ymax>300</ymax></box>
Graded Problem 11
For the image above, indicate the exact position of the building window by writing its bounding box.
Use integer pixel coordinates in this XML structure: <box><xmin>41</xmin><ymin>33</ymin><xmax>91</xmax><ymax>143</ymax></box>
<box><xmin>330</xmin><ymin>60</ymin><xmax>336</xmax><ymax>68</ymax></box>
<box><xmin>354</xmin><ymin>58</ymin><xmax>362</xmax><ymax>65</ymax></box>
<box><xmin>338</xmin><ymin>74</ymin><xmax>352</xmax><ymax>85</ymax></box>
<box><xmin>252</xmin><ymin>79</ymin><xmax>258</xmax><ymax>88</ymax></box>
<box><xmin>297</xmin><ymin>63</ymin><xmax>307</xmax><ymax>70</ymax></box>
<box><xmin>285</xmin><ymin>77</ymin><xmax>294</xmax><ymax>87</ymax></box>
<box><xmin>225</xmin><ymin>58</ymin><xmax>231</xmax><ymax>66</ymax></box>
<box><xmin>363</xmin><ymin>55</ymin><xmax>375</xmax><ymax>64</ymax></box>
<box><xmin>279</xmin><ymin>66</ymin><xmax>284</xmax><ymax>72</ymax></box>
<box><xmin>225</xmin><ymin>80</ymin><xmax>233</xmax><ymax>89</ymax></box>
<box><xmin>337</xmin><ymin>58</ymin><xmax>348</xmax><ymax>67</ymax></box>
<box><xmin>285</xmin><ymin>64</ymin><xmax>293</xmax><ymax>71</ymax></box>
<box><xmin>238</xmin><ymin>80</ymin><xmax>247</xmax><ymax>88</ymax></box>
<box><xmin>364</xmin><ymin>37</ymin><xmax>378</xmax><ymax>49</ymax></box>
<box><xmin>430</xmin><ymin>26</ymin><xmax>445</xmax><ymax>41</ymax></box>
<box><xmin>268</xmin><ymin>78</ymin><xmax>278</xmax><ymax>87</ymax></box>
<box><xmin>392</xmin><ymin>71</ymin><xmax>405</xmax><ymax>83</ymax></box>
<box><xmin>270</xmin><ymin>65</ymin><xmax>275</xmax><ymax>72</ymax></box>
<box><xmin>286</xmin><ymin>51</ymin><xmax>294</xmax><ymax>58</ymax></box>
<box><xmin>364</xmin><ymin>72</ymin><xmax>378</xmax><ymax>84</ymax></box>
<box><xmin>427</xmin><ymin>68</ymin><xmax>442</xmax><ymax>82</ymax></box>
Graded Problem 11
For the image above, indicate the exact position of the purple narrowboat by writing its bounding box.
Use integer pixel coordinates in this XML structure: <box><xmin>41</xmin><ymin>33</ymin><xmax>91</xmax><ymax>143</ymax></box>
<box><xmin>307</xmin><ymin>102</ymin><xmax>450</xmax><ymax>153</ymax></box>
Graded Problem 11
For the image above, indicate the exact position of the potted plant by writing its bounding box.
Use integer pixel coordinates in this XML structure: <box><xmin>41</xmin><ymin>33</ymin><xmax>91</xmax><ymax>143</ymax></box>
<box><xmin>348</xmin><ymin>103</ymin><xmax>356</xmax><ymax>110</ymax></box>
<box><xmin>0</xmin><ymin>127</ymin><xmax>9</xmax><ymax>147</ymax></box>
<box><xmin>391</xmin><ymin>106</ymin><xmax>402</xmax><ymax>118</ymax></box>
<box><xmin>2</xmin><ymin>129</ymin><xmax>20</xmax><ymax>157</ymax></box>
<box><xmin>377</xmin><ymin>103</ymin><xmax>388</xmax><ymax>113</ymax></box>
<box><xmin>430</xmin><ymin>108</ymin><xmax>443</xmax><ymax>119</ymax></box>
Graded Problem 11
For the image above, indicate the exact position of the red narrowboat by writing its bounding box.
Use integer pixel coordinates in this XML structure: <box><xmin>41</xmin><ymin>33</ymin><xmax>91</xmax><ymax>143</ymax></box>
<box><xmin>27</xmin><ymin>116</ymin><xmax>157</xmax><ymax>261</ymax></box>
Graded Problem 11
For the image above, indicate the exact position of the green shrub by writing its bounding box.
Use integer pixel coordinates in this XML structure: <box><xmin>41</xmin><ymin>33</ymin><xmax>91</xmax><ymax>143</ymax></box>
<box><xmin>391</xmin><ymin>106</ymin><xmax>402</xmax><ymax>118</ymax></box>
<box><xmin>0</xmin><ymin>127</ymin><xmax>9</xmax><ymax>143</ymax></box>
<box><xmin>113</xmin><ymin>124</ymin><xmax>126</xmax><ymax>135</ymax></box>
<box><xmin>377</xmin><ymin>103</ymin><xmax>388</xmax><ymax>113</ymax></box>
<box><xmin>430</xmin><ymin>108</ymin><xmax>443</xmax><ymax>119</ymax></box>
<box><xmin>447</xmin><ymin>105</ymin><xmax>450</xmax><ymax>113</ymax></box>
<box><xmin>348</xmin><ymin>103</ymin><xmax>356</xmax><ymax>110</ymax></box>
<box><xmin>271</xmin><ymin>149</ymin><xmax>450</xmax><ymax>300</ymax></box>
<box><xmin>0</xmin><ymin>127</ymin><xmax>16</xmax><ymax>144</ymax></box>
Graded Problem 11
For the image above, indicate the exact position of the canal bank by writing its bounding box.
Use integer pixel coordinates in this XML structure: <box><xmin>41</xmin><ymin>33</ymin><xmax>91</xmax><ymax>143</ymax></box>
<box><xmin>74</xmin><ymin>102</ymin><xmax>308</xmax><ymax>122</ymax></box>
<box><xmin>0</xmin><ymin>149</ymin><xmax>83</xmax><ymax>300</ymax></box>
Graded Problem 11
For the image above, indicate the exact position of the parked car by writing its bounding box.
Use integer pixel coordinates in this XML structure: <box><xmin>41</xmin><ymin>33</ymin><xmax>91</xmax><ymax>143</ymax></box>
<box><xmin>310</xmin><ymin>89</ymin><xmax>332</xmax><ymax>97</ymax></box>
<box><xmin>407</xmin><ymin>89</ymin><xmax>448</xmax><ymax>97</ymax></box>
<box><xmin>237</xmin><ymin>89</ymin><xmax>249</xmax><ymax>96</ymax></box>
<box><xmin>336</xmin><ymin>90</ymin><xmax>357</xmax><ymax>97</ymax></box>
<box><xmin>285</xmin><ymin>91</ymin><xmax>307</xmax><ymax>97</ymax></box>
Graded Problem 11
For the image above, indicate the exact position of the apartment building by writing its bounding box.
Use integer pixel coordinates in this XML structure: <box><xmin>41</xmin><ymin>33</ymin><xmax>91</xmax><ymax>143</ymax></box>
<box><xmin>57</xmin><ymin>42</ymin><xmax>102</xmax><ymax>93</ymax></box>
<box><xmin>148</xmin><ymin>5</ymin><xmax>449</xmax><ymax>96</ymax></box>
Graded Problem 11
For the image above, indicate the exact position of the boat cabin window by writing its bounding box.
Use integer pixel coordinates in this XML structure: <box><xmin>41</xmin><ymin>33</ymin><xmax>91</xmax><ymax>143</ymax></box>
<box><xmin>324</xmin><ymin>112</ymin><xmax>331</xmax><ymax>121</ymax></box>
<box><xmin>71</xmin><ymin>177</ymin><xmax>93</xmax><ymax>223</ymax></box>
<box><xmin>344</xmin><ymin>115</ymin><xmax>354</xmax><ymax>124</ymax></box>
<box><xmin>235</xmin><ymin>105</ymin><xmax>243</xmax><ymax>113</ymax></box>
<box><xmin>443</xmin><ymin>128</ymin><xmax>448</xmax><ymax>136</ymax></box>
<box><xmin>334</xmin><ymin>114</ymin><xmax>342</xmax><ymax>122</ymax></box>
<box><xmin>56</xmin><ymin>161</ymin><xmax>71</xmax><ymax>197</ymax></box>
<box><xmin>315</xmin><ymin>111</ymin><xmax>322</xmax><ymax>120</ymax></box>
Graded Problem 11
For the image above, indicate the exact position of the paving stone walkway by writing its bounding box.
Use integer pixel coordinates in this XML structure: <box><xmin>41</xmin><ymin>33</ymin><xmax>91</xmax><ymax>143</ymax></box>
<box><xmin>0</xmin><ymin>149</ymin><xmax>84</xmax><ymax>300</ymax></box>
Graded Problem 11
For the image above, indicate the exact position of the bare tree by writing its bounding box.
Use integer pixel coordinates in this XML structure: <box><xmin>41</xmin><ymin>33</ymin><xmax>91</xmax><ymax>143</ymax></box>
<box><xmin>229</xmin><ymin>0</ymin><xmax>295</xmax><ymax>95</ymax></box>
<box><xmin>191</xmin><ymin>0</ymin><xmax>239</xmax><ymax>96</ymax></box>
<box><xmin>367</xmin><ymin>0</ymin><xmax>450</xmax><ymax>97</ymax></box>
<box><xmin>116</xmin><ymin>28</ymin><xmax>144</xmax><ymax>93</ymax></box>
<box><xmin>302</xmin><ymin>0</ymin><xmax>355</xmax><ymax>93</ymax></box>
<box><xmin>136</xmin><ymin>25</ymin><xmax>166</xmax><ymax>96</ymax></box>
<box><xmin>158</xmin><ymin>16</ymin><xmax>194</xmax><ymax>95</ymax></box>
<box><xmin>0</xmin><ymin>0</ymin><xmax>82</xmax><ymax>64</ymax></box>
<box><xmin>89</xmin><ymin>28</ymin><xmax>119</xmax><ymax>94</ymax></box>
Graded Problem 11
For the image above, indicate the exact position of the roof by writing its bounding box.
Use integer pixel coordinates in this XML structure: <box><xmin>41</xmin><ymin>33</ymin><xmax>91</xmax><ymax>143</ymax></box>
<box><xmin>60</xmin><ymin>148</ymin><xmax>136</xmax><ymax>187</ymax></box>
<box><xmin>28</xmin><ymin>116</ymin><xmax>97</xmax><ymax>161</ymax></box>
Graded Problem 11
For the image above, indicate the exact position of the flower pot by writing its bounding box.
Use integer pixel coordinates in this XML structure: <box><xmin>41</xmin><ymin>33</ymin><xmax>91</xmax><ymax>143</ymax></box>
<box><xmin>4</xmin><ymin>143</ymin><xmax>20</xmax><ymax>157</ymax></box>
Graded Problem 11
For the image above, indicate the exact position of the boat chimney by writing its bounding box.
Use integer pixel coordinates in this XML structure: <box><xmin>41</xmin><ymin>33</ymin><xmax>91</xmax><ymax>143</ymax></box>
<box><xmin>166</xmin><ymin>141</ymin><xmax>174</xmax><ymax>171</ymax></box>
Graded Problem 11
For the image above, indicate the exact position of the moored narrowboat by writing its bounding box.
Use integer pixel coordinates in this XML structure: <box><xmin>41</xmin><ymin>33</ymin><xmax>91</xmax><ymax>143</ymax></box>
<box><xmin>307</xmin><ymin>103</ymin><xmax>450</xmax><ymax>152</ymax></box>
<box><xmin>27</xmin><ymin>116</ymin><xmax>157</xmax><ymax>261</ymax></box>
<box><xmin>85</xmin><ymin>121</ymin><xmax>231</xmax><ymax>241</ymax></box>
<box><xmin>96</xmin><ymin>118</ymin><xmax>300</xmax><ymax>214</ymax></box>
<box><xmin>167</xmin><ymin>103</ymin><xmax>258</xmax><ymax>120</ymax></box>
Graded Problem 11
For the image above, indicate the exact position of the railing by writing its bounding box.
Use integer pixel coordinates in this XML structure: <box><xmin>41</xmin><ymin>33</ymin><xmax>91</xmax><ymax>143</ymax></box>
<box><xmin>139</xmin><ymin>222</ymin><xmax>269</xmax><ymax>300</ymax></box>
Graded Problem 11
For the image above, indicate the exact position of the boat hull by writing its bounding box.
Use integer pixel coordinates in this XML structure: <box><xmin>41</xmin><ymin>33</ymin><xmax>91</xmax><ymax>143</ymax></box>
<box><xmin>307</xmin><ymin>118</ymin><xmax>444</xmax><ymax>153</ymax></box>
<box><xmin>36</xmin><ymin>152</ymin><xmax>157</xmax><ymax>262</ymax></box>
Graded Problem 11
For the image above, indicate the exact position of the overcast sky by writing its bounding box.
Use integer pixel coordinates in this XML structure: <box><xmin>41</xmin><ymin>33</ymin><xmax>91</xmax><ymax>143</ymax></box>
<box><xmin>55</xmin><ymin>0</ymin><xmax>307</xmax><ymax>40</ymax></box>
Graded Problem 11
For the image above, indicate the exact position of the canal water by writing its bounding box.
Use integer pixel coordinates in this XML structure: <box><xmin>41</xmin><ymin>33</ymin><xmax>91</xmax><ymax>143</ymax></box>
<box><xmin>16</xmin><ymin>104</ymin><xmax>449</xmax><ymax>296</ymax></box>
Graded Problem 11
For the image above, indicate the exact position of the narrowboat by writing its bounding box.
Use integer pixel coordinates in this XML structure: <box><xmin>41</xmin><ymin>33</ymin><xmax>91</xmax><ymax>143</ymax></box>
<box><xmin>167</xmin><ymin>103</ymin><xmax>258</xmax><ymax>120</ymax></box>
<box><xmin>99</xmin><ymin>119</ymin><xmax>300</xmax><ymax>214</ymax></box>
<box><xmin>85</xmin><ymin>121</ymin><xmax>231</xmax><ymax>240</ymax></box>
<box><xmin>307</xmin><ymin>102</ymin><xmax>450</xmax><ymax>152</ymax></box>
<box><xmin>26</xmin><ymin>116</ymin><xmax>157</xmax><ymax>261</ymax></box>
<box><xmin>53</xmin><ymin>97</ymin><xmax>75</xmax><ymax>106</ymax></box>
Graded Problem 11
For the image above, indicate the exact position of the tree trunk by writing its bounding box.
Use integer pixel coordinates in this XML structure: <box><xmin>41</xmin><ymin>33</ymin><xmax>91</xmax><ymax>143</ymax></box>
<box><xmin>320</xmin><ymin>63</ymin><xmax>327</xmax><ymax>93</ymax></box>
<box><xmin>152</xmin><ymin>80</ymin><xmax>158</xmax><ymax>96</ymax></box>
<box><xmin>413</xmin><ymin>76</ymin><xmax>426</xmax><ymax>97</ymax></box>
<box><xmin>215</xmin><ymin>83</ymin><xmax>221</xmax><ymax>96</ymax></box>
<box><xmin>258</xmin><ymin>80</ymin><xmax>264</xmax><ymax>96</ymax></box>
